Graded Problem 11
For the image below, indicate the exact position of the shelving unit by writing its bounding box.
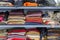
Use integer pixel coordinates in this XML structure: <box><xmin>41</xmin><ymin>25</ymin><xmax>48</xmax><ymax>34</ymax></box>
<box><xmin>0</xmin><ymin>0</ymin><xmax>60</xmax><ymax>40</ymax></box>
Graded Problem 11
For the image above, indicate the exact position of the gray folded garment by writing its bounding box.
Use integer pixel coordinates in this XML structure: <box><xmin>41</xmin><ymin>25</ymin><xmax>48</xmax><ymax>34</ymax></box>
<box><xmin>46</xmin><ymin>0</ymin><xmax>56</xmax><ymax>6</ymax></box>
<box><xmin>15</xmin><ymin>0</ymin><xmax>23</xmax><ymax>6</ymax></box>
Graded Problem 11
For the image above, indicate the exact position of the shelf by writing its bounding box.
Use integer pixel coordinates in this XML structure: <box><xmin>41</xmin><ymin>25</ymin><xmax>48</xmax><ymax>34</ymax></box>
<box><xmin>0</xmin><ymin>25</ymin><xmax>60</xmax><ymax>28</ymax></box>
<box><xmin>17</xmin><ymin>7</ymin><xmax>60</xmax><ymax>9</ymax></box>
<box><xmin>0</xmin><ymin>7</ymin><xmax>17</xmax><ymax>9</ymax></box>
<box><xmin>0</xmin><ymin>7</ymin><xmax>60</xmax><ymax>9</ymax></box>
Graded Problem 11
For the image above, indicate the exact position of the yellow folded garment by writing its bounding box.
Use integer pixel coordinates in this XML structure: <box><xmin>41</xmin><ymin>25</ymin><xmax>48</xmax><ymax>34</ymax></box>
<box><xmin>0</xmin><ymin>30</ymin><xmax>6</xmax><ymax>36</ymax></box>
<box><xmin>0</xmin><ymin>33</ymin><xmax>6</xmax><ymax>36</ymax></box>
<box><xmin>47</xmin><ymin>36</ymin><xmax>58</xmax><ymax>39</ymax></box>
<box><xmin>8</xmin><ymin>18</ymin><xmax>25</xmax><ymax>20</ymax></box>
<box><xmin>7</xmin><ymin>21</ymin><xmax>25</xmax><ymax>24</ymax></box>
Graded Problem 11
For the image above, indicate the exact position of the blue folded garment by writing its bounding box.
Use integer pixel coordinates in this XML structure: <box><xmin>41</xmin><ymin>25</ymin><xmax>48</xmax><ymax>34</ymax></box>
<box><xmin>42</xmin><ymin>13</ymin><xmax>48</xmax><ymax>17</ymax></box>
<box><xmin>8</xmin><ymin>0</ymin><xmax>15</xmax><ymax>4</ymax></box>
<box><xmin>25</xmin><ymin>22</ymin><xmax>43</xmax><ymax>25</ymax></box>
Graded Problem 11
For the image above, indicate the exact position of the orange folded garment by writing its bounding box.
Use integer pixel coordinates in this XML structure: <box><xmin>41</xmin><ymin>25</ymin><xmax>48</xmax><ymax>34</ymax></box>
<box><xmin>24</xmin><ymin>2</ymin><xmax>38</xmax><ymax>6</ymax></box>
<box><xmin>26</xmin><ymin>17</ymin><xmax>43</xmax><ymax>23</ymax></box>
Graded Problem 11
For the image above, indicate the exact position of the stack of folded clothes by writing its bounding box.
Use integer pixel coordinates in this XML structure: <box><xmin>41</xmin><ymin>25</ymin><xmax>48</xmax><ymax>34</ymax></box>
<box><xmin>26</xmin><ymin>28</ymin><xmax>40</xmax><ymax>40</ymax></box>
<box><xmin>7</xmin><ymin>10</ymin><xmax>25</xmax><ymax>24</ymax></box>
<box><xmin>25</xmin><ymin>11</ymin><xmax>43</xmax><ymax>25</ymax></box>
<box><xmin>0</xmin><ymin>30</ymin><xmax>7</xmax><ymax>40</ymax></box>
<box><xmin>0</xmin><ymin>12</ymin><xmax>7</xmax><ymax>24</ymax></box>
<box><xmin>47</xmin><ymin>29</ymin><xmax>60</xmax><ymax>40</ymax></box>
<box><xmin>7</xmin><ymin>28</ymin><xmax>26</xmax><ymax>40</ymax></box>
<box><xmin>6</xmin><ymin>27</ymin><xmax>41</xmax><ymax>40</ymax></box>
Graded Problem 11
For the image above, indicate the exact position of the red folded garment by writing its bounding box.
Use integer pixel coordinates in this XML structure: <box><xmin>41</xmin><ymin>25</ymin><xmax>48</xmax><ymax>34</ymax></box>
<box><xmin>26</xmin><ymin>17</ymin><xmax>43</xmax><ymax>23</ymax></box>
<box><xmin>7</xmin><ymin>38</ymin><xmax>26</xmax><ymax>40</ymax></box>
<box><xmin>12</xmin><ymin>38</ymin><xmax>25</xmax><ymax>40</ymax></box>
<box><xmin>8</xmin><ymin>29</ymin><xmax>26</xmax><ymax>33</ymax></box>
<box><xmin>27</xmin><ymin>28</ymin><xmax>40</xmax><ymax>32</ymax></box>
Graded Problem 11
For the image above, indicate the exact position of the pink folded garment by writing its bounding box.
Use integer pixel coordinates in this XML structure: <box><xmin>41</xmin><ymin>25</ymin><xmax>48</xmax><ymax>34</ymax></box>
<box><xmin>0</xmin><ymin>16</ymin><xmax>3</xmax><ymax>22</ymax></box>
<box><xmin>26</xmin><ymin>13</ymin><xmax>42</xmax><ymax>17</ymax></box>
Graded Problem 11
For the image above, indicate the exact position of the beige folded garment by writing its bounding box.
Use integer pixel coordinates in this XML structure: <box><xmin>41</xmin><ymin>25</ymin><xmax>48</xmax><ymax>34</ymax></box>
<box><xmin>7</xmin><ymin>21</ymin><xmax>25</xmax><ymax>24</ymax></box>
<box><xmin>8</xmin><ymin>16</ymin><xmax>25</xmax><ymax>19</ymax></box>
<box><xmin>8</xmin><ymin>17</ymin><xmax>25</xmax><ymax>20</ymax></box>
<box><xmin>0</xmin><ymin>2</ymin><xmax>13</xmax><ymax>6</ymax></box>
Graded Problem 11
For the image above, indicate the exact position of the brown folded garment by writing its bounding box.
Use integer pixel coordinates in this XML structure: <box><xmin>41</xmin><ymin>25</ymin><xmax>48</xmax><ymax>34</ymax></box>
<box><xmin>9</xmin><ymin>12</ymin><xmax>23</xmax><ymax>15</ymax></box>
<box><xmin>10</xmin><ymin>10</ymin><xmax>23</xmax><ymax>14</ymax></box>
